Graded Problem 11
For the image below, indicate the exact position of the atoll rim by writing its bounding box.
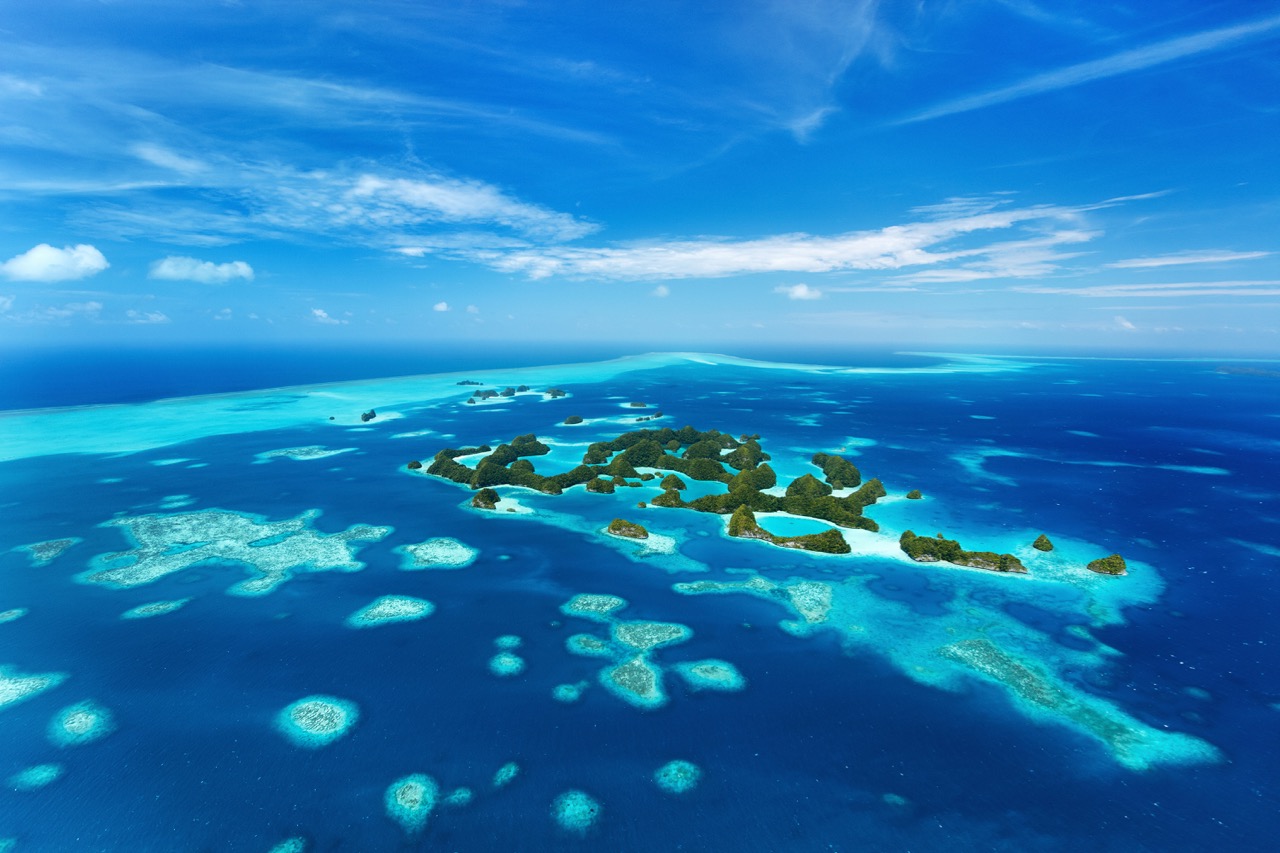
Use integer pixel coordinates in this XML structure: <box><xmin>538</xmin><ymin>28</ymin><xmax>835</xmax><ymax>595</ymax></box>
<box><xmin>674</xmin><ymin>659</ymin><xmax>747</xmax><ymax>692</ymax></box>
<box><xmin>384</xmin><ymin>773</ymin><xmax>439</xmax><ymax>834</ymax></box>
<box><xmin>654</xmin><ymin>760</ymin><xmax>702</xmax><ymax>794</ymax></box>
<box><xmin>397</xmin><ymin>537</ymin><xmax>478</xmax><ymax>570</ymax></box>
<box><xmin>48</xmin><ymin>700</ymin><xmax>116</xmax><ymax>747</ymax></box>
<box><xmin>275</xmin><ymin>695</ymin><xmax>359</xmax><ymax>748</ymax></box>
<box><xmin>551</xmin><ymin>789</ymin><xmax>601</xmax><ymax>833</ymax></box>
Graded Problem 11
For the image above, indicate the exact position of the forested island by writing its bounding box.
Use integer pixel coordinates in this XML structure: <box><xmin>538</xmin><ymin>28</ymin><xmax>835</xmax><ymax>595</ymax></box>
<box><xmin>410</xmin><ymin>423</ymin><xmax>1123</xmax><ymax>572</ymax></box>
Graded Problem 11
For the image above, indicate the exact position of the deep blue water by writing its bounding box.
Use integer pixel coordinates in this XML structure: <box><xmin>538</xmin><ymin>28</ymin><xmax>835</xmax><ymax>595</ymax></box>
<box><xmin>0</xmin><ymin>349</ymin><xmax>1277</xmax><ymax>851</ymax></box>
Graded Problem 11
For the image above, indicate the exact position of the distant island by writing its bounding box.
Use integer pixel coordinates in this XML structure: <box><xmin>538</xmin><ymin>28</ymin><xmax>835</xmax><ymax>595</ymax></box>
<box><xmin>412</xmin><ymin>421</ymin><xmax>1121</xmax><ymax>575</ymax></box>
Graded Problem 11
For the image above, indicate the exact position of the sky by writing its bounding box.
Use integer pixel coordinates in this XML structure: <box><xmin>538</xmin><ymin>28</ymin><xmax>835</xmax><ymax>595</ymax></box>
<box><xmin>1</xmin><ymin>0</ymin><xmax>1278</xmax><ymax>354</ymax></box>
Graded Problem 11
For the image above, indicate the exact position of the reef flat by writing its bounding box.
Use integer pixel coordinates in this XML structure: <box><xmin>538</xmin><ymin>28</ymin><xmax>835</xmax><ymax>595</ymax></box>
<box><xmin>8</xmin><ymin>763</ymin><xmax>64</xmax><ymax>791</ymax></box>
<box><xmin>80</xmin><ymin>509</ymin><xmax>389</xmax><ymax>596</ymax></box>
<box><xmin>654</xmin><ymin>760</ymin><xmax>701</xmax><ymax>794</ymax></box>
<box><xmin>276</xmin><ymin>696</ymin><xmax>359</xmax><ymax>748</ymax></box>
<box><xmin>385</xmin><ymin>773</ymin><xmax>439</xmax><ymax>834</ymax></box>
<box><xmin>48</xmin><ymin>700</ymin><xmax>116</xmax><ymax>747</ymax></box>
<box><xmin>17</xmin><ymin>537</ymin><xmax>79</xmax><ymax>567</ymax></box>
<box><xmin>551</xmin><ymin>789</ymin><xmax>601</xmax><ymax>833</ymax></box>
<box><xmin>120</xmin><ymin>598</ymin><xmax>191</xmax><ymax>620</ymax></box>
<box><xmin>396</xmin><ymin>537</ymin><xmax>478</xmax><ymax>570</ymax></box>
<box><xmin>0</xmin><ymin>665</ymin><xmax>67</xmax><ymax>710</ymax></box>
<box><xmin>345</xmin><ymin>595</ymin><xmax>434</xmax><ymax>628</ymax></box>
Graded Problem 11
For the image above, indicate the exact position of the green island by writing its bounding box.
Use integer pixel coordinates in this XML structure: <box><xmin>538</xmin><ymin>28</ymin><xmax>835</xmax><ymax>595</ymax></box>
<box><xmin>606</xmin><ymin>518</ymin><xmax>649</xmax><ymax>539</ymax></box>
<box><xmin>413</xmin><ymin>423</ymin><xmax>1116</xmax><ymax>577</ymax></box>
<box><xmin>899</xmin><ymin>530</ymin><xmax>1027</xmax><ymax>574</ymax></box>
<box><xmin>1087</xmin><ymin>553</ymin><xmax>1127</xmax><ymax>575</ymax></box>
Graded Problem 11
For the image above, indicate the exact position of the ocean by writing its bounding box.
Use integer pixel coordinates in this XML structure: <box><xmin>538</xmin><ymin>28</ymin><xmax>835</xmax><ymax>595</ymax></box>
<box><xmin>0</xmin><ymin>347</ymin><xmax>1276</xmax><ymax>851</ymax></box>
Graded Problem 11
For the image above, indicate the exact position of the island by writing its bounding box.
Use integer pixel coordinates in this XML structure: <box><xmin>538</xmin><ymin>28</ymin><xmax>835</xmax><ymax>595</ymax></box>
<box><xmin>564</xmin><ymin>415</ymin><xmax>584</xmax><ymax>425</ymax></box>
<box><xmin>607</xmin><ymin>518</ymin><xmax>649</xmax><ymax>539</ymax></box>
<box><xmin>360</xmin><ymin>409</ymin><xmax>377</xmax><ymax>422</ymax></box>
<box><xmin>412</xmin><ymin>422</ymin><xmax>1102</xmax><ymax>578</ymax></box>
<box><xmin>899</xmin><ymin>530</ymin><xmax>1027</xmax><ymax>574</ymax></box>
<box><xmin>1087</xmin><ymin>554</ymin><xmax>1127</xmax><ymax>575</ymax></box>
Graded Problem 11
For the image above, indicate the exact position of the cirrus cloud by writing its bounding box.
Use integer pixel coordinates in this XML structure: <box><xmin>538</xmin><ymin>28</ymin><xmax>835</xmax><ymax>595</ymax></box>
<box><xmin>1</xmin><ymin>243</ymin><xmax>109</xmax><ymax>282</ymax></box>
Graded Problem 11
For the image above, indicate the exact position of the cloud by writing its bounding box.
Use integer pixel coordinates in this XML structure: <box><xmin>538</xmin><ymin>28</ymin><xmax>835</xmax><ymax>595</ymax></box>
<box><xmin>1105</xmin><ymin>250</ymin><xmax>1270</xmax><ymax>269</ymax></box>
<box><xmin>903</xmin><ymin>12</ymin><xmax>1280</xmax><ymax>123</ymax></box>
<box><xmin>0</xmin><ymin>294</ymin><xmax>12</xmax><ymax>312</ymax></box>
<box><xmin>43</xmin><ymin>301</ymin><xmax>103</xmax><ymax>320</ymax></box>
<box><xmin>149</xmin><ymin>256</ymin><xmax>254</xmax><ymax>283</ymax></box>
<box><xmin>433</xmin><ymin>301</ymin><xmax>450</xmax><ymax>312</ymax></box>
<box><xmin>466</xmin><ymin>304</ymin><xmax>480</xmax><ymax>314</ymax></box>
<box><xmin>125</xmin><ymin>309</ymin><xmax>170</xmax><ymax>324</ymax></box>
<box><xmin>130</xmin><ymin>143</ymin><xmax>209</xmax><ymax>174</ymax></box>
<box><xmin>1115</xmin><ymin>315</ymin><xmax>1137</xmax><ymax>331</ymax></box>
<box><xmin>464</xmin><ymin>202</ymin><xmax>1095</xmax><ymax>281</ymax></box>
<box><xmin>311</xmin><ymin>308</ymin><xmax>345</xmax><ymax>325</ymax></box>
<box><xmin>347</xmin><ymin>174</ymin><xmax>596</xmax><ymax>242</ymax></box>
<box><xmin>775</xmin><ymin>283</ymin><xmax>823</xmax><ymax>300</ymax></box>
<box><xmin>1018</xmin><ymin>280</ymin><xmax>1280</xmax><ymax>298</ymax></box>
<box><xmin>1</xmin><ymin>243</ymin><xmax>109</xmax><ymax>282</ymax></box>
<box><xmin>652</xmin><ymin>284</ymin><xmax>670</xmax><ymax>297</ymax></box>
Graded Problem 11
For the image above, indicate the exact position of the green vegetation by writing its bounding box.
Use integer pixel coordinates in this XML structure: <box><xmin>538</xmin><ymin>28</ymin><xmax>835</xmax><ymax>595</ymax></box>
<box><xmin>471</xmin><ymin>488</ymin><xmax>500</xmax><ymax>510</ymax></box>
<box><xmin>906</xmin><ymin>489</ymin><xmax>922</xmax><ymax>500</ymax></box>
<box><xmin>586</xmin><ymin>477</ymin><xmax>615</xmax><ymax>494</ymax></box>
<box><xmin>1033</xmin><ymin>534</ymin><xmax>1054</xmax><ymax>552</ymax></box>
<box><xmin>629</xmin><ymin>401</ymin><xmax>647</xmax><ymax>408</ymax></box>
<box><xmin>607</xmin><ymin>518</ymin><xmax>649</xmax><ymax>539</ymax></box>
<box><xmin>812</xmin><ymin>453</ymin><xmax>861</xmax><ymax>489</ymax></box>
<box><xmin>361</xmin><ymin>409</ymin><xmax>377</xmax><ymax>422</ymax></box>
<box><xmin>726</xmin><ymin>506</ymin><xmax>850</xmax><ymax>554</ymax></box>
<box><xmin>899</xmin><ymin>530</ymin><xmax>1027</xmax><ymax>574</ymax></box>
<box><xmin>564</xmin><ymin>415</ymin><xmax>584</xmax><ymax>425</ymax></box>
<box><xmin>785</xmin><ymin>473</ymin><xmax>832</xmax><ymax>498</ymax></box>
<box><xmin>1087</xmin><ymin>554</ymin><xmax>1127</xmax><ymax>575</ymax></box>
<box><xmin>406</xmin><ymin>460</ymin><xmax>422</xmax><ymax>470</ymax></box>
<box><xmin>545</xmin><ymin>387</ymin><xmax>567</xmax><ymax>398</ymax></box>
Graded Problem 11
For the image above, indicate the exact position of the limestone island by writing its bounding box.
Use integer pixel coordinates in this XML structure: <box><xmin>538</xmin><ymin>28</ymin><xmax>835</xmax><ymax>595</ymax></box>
<box><xmin>899</xmin><ymin>530</ymin><xmax>1026</xmax><ymax>574</ymax></box>
<box><xmin>1033</xmin><ymin>534</ymin><xmax>1054</xmax><ymax>552</ymax></box>
<box><xmin>1087</xmin><ymin>553</ymin><xmax>1128</xmax><ymax>575</ymax></box>
<box><xmin>606</xmin><ymin>518</ymin><xmax>649</xmax><ymax>540</ymax></box>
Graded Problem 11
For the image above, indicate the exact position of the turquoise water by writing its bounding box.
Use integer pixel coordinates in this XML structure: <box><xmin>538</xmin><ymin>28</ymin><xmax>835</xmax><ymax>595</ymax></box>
<box><xmin>0</xmin><ymin>350</ymin><xmax>1276</xmax><ymax>850</ymax></box>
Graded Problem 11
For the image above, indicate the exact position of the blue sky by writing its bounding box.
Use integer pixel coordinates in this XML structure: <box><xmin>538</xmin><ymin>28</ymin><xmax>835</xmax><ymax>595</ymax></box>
<box><xmin>1</xmin><ymin>0</ymin><xmax>1277</xmax><ymax>353</ymax></box>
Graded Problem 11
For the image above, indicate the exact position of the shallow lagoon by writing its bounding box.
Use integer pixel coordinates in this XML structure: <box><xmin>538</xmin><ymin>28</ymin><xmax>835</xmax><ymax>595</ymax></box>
<box><xmin>0</xmin><ymin>350</ymin><xmax>1277</xmax><ymax>850</ymax></box>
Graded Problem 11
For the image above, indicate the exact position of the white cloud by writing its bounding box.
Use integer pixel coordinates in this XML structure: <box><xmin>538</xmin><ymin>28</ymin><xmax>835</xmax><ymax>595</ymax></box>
<box><xmin>126</xmin><ymin>309</ymin><xmax>171</xmax><ymax>324</ymax></box>
<box><xmin>44</xmin><ymin>301</ymin><xmax>103</xmax><ymax>320</ymax></box>
<box><xmin>904</xmin><ymin>12</ymin><xmax>1280</xmax><ymax>124</ymax></box>
<box><xmin>347</xmin><ymin>174</ymin><xmax>596</xmax><ymax>242</ymax></box>
<box><xmin>311</xmin><ymin>308</ymin><xmax>345</xmax><ymax>325</ymax></box>
<box><xmin>468</xmin><ymin>203</ymin><xmax>1090</xmax><ymax>281</ymax></box>
<box><xmin>1</xmin><ymin>243</ymin><xmax>109</xmax><ymax>282</ymax></box>
<box><xmin>1018</xmin><ymin>280</ymin><xmax>1280</xmax><ymax>298</ymax></box>
<box><xmin>775</xmin><ymin>283</ymin><xmax>823</xmax><ymax>300</ymax></box>
<box><xmin>1115</xmin><ymin>316</ymin><xmax>1137</xmax><ymax>330</ymax></box>
<box><xmin>1105</xmin><ymin>250</ymin><xmax>1270</xmax><ymax>269</ymax></box>
<box><xmin>466</xmin><ymin>304</ymin><xmax>480</xmax><ymax>314</ymax></box>
<box><xmin>652</xmin><ymin>284</ymin><xmax>670</xmax><ymax>297</ymax></box>
<box><xmin>0</xmin><ymin>294</ymin><xmax>13</xmax><ymax>312</ymax></box>
<box><xmin>149</xmin><ymin>256</ymin><xmax>254</xmax><ymax>284</ymax></box>
<box><xmin>0</xmin><ymin>74</ymin><xmax>43</xmax><ymax>97</ymax></box>
<box><xmin>130</xmin><ymin>143</ymin><xmax>209</xmax><ymax>174</ymax></box>
<box><xmin>433</xmin><ymin>301</ymin><xmax>450</xmax><ymax>312</ymax></box>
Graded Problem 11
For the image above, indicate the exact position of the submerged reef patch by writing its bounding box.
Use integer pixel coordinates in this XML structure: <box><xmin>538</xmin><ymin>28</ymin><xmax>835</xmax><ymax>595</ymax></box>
<box><xmin>560</xmin><ymin>594</ymin><xmax>627</xmax><ymax>621</ymax></box>
<box><xmin>81</xmin><ymin>509</ymin><xmax>390</xmax><ymax>597</ymax></box>
<box><xmin>673</xmin><ymin>660</ymin><xmax>747</xmax><ymax>692</ymax></box>
<box><xmin>120</xmin><ymin>598</ymin><xmax>191</xmax><ymax>620</ymax></box>
<box><xmin>18</xmin><ymin>538</ymin><xmax>79</xmax><ymax>567</ymax></box>
<box><xmin>396</xmin><ymin>537</ymin><xmax>478</xmax><ymax>570</ymax></box>
<box><xmin>267</xmin><ymin>838</ymin><xmax>307</xmax><ymax>853</ymax></box>
<box><xmin>551</xmin><ymin>789</ymin><xmax>601</xmax><ymax>833</ymax></box>
<box><xmin>493</xmin><ymin>761</ymin><xmax>520</xmax><ymax>788</ymax></box>
<box><xmin>275</xmin><ymin>695</ymin><xmax>359</xmax><ymax>748</ymax></box>
<box><xmin>654</xmin><ymin>760</ymin><xmax>701</xmax><ymax>794</ymax></box>
<box><xmin>345</xmin><ymin>596</ymin><xmax>434</xmax><ymax>628</ymax></box>
<box><xmin>0</xmin><ymin>665</ymin><xmax>67</xmax><ymax>710</ymax></box>
<box><xmin>489</xmin><ymin>651</ymin><xmax>527</xmax><ymax>677</ymax></box>
<box><xmin>566</xmin><ymin>634</ymin><xmax>613</xmax><ymax>657</ymax></box>
<box><xmin>445</xmin><ymin>787</ymin><xmax>473</xmax><ymax>807</ymax></box>
<box><xmin>613</xmin><ymin>621</ymin><xmax>693</xmax><ymax>652</ymax></box>
<box><xmin>0</xmin><ymin>609</ymin><xmax>27</xmax><ymax>624</ymax></box>
<box><xmin>494</xmin><ymin>634</ymin><xmax>522</xmax><ymax>650</ymax></box>
<box><xmin>385</xmin><ymin>773</ymin><xmax>439</xmax><ymax>834</ymax></box>
<box><xmin>553</xmin><ymin>681</ymin><xmax>590</xmax><ymax>702</ymax></box>
<box><xmin>48</xmin><ymin>700</ymin><xmax>116</xmax><ymax>747</ymax></box>
<box><xmin>602</xmin><ymin>656</ymin><xmax>666</xmax><ymax>709</ymax></box>
<box><xmin>255</xmin><ymin>445</ymin><xmax>356</xmax><ymax>463</ymax></box>
<box><xmin>8</xmin><ymin>763</ymin><xmax>64</xmax><ymax>791</ymax></box>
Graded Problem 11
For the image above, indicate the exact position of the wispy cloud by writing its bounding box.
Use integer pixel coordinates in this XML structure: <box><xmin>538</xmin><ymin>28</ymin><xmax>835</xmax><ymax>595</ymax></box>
<box><xmin>902</xmin><ymin>12</ymin><xmax>1280</xmax><ymax>123</ymax></box>
<box><xmin>311</xmin><ymin>308</ymin><xmax>345</xmax><ymax>325</ymax></box>
<box><xmin>1019</xmin><ymin>280</ymin><xmax>1280</xmax><ymax>298</ymax></box>
<box><xmin>1</xmin><ymin>243</ymin><xmax>109</xmax><ymax>282</ymax></box>
<box><xmin>130</xmin><ymin>143</ymin><xmax>209</xmax><ymax>175</ymax></box>
<box><xmin>149</xmin><ymin>256</ymin><xmax>254</xmax><ymax>284</ymax></box>
<box><xmin>450</xmin><ymin>201</ymin><xmax>1096</xmax><ymax>281</ymax></box>
<box><xmin>433</xmin><ymin>301</ymin><xmax>450</xmax><ymax>312</ymax></box>
<box><xmin>1105</xmin><ymin>250</ymin><xmax>1270</xmax><ymax>269</ymax></box>
<box><xmin>125</xmin><ymin>309</ymin><xmax>170</xmax><ymax>324</ymax></box>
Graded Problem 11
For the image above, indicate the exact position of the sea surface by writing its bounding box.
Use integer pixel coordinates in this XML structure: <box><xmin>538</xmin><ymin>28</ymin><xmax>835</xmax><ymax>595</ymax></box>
<box><xmin>0</xmin><ymin>348</ymin><xmax>1277</xmax><ymax>851</ymax></box>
